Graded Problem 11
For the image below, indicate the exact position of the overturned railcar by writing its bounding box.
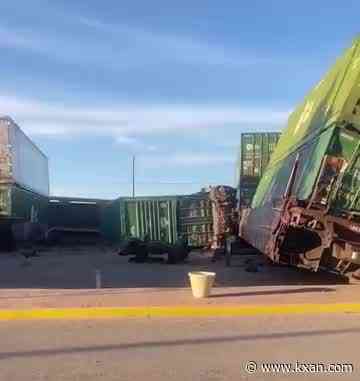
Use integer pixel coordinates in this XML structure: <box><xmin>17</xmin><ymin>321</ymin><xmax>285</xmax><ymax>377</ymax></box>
<box><xmin>239</xmin><ymin>37</ymin><xmax>360</xmax><ymax>281</ymax></box>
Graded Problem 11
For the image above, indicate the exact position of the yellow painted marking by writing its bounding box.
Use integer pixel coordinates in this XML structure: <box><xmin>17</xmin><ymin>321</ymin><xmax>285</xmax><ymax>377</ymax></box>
<box><xmin>0</xmin><ymin>304</ymin><xmax>359</xmax><ymax>320</ymax></box>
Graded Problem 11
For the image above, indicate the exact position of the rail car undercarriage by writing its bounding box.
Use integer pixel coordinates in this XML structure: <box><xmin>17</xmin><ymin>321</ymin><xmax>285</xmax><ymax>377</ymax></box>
<box><xmin>266</xmin><ymin>201</ymin><xmax>360</xmax><ymax>280</ymax></box>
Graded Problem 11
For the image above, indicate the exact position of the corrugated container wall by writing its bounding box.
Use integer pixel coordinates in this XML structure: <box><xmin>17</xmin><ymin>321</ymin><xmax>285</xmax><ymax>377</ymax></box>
<box><xmin>123</xmin><ymin>197</ymin><xmax>178</xmax><ymax>244</ymax></box>
<box><xmin>0</xmin><ymin>184</ymin><xmax>49</xmax><ymax>250</ymax></box>
<box><xmin>0</xmin><ymin>117</ymin><xmax>49</xmax><ymax>196</ymax></box>
<box><xmin>101</xmin><ymin>197</ymin><xmax>179</xmax><ymax>245</ymax></box>
<box><xmin>236</xmin><ymin>132</ymin><xmax>280</xmax><ymax>208</ymax></box>
<box><xmin>0</xmin><ymin>184</ymin><xmax>48</xmax><ymax>223</ymax></box>
<box><xmin>101</xmin><ymin>194</ymin><xmax>215</xmax><ymax>247</ymax></box>
<box><xmin>178</xmin><ymin>192</ymin><xmax>213</xmax><ymax>247</ymax></box>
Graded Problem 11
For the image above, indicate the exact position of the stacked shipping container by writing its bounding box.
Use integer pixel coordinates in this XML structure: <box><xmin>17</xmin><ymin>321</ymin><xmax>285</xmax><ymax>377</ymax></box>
<box><xmin>0</xmin><ymin>117</ymin><xmax>49</xmax><ymax>196</ymax></box>
<box><xmin>0</xmin><ymin>117</ymin><xmax>49</xmax><ymax>248</ymax></box>
<box><xmin>236</xmin><ymin>132</ymin><xmax>280</xmax><ymax>209</ymax></box>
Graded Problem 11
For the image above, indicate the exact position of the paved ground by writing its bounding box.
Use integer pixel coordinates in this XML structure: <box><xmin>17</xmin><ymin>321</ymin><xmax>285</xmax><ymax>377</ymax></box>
<box><xmin>0</xmin><ymin>246</ymin><xmax>359</xmax><ymax>380</ymax></box>
<box><xmin>0</xmin><ymin>246</ymin><xmax>346</xmax><ymax>290</ymax></box>
<box><xmin>0</xmin><ymin>247</ymin><xmax>358</xmax><ymax>309</ymax></box>
<box><xmin>0</xmin><ymin>314</ymin><xmax>359</xmax><ymax>381</ymax></box>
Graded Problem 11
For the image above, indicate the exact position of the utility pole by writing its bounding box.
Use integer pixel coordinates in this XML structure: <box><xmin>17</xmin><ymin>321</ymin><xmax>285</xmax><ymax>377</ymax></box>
<box><xmin>132</xmin><ymin>155</ymin><xmax>135</xmax><ymax>198</ymax></box>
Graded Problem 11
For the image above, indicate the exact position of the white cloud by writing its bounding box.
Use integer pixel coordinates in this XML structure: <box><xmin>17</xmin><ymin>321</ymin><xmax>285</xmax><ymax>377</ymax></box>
<box><xmin>0</xmin><ymin>15</ymin><xmax>280</xmax><ymax>70</ymax></box>
<box><xmin>115</xmin><ymin>136</ymin><xmax>138</xmax><ymax>145</ymax></box>
<box><xmin>78</xmin><ymin>17</ymin><xmax>273</xmax><ymax>68</ymax></box>
<box><xmin>0</xmin><ymin>94</ymin><xmax>290</xmax><ymax>140</ymax></box>
<box><xmin>115</xmin><ymin>135</ymin><xmax>158</xmax><ymax>151</ymax></box>
<box><xmin>138</xmin><ymin>152</ymin><xmax>234</xmax><ymax>169</ymax></box>
<box><xmin>0</xmin><ymin>25</ymin><xmax>133</xmax><ymax>70</ymax></box>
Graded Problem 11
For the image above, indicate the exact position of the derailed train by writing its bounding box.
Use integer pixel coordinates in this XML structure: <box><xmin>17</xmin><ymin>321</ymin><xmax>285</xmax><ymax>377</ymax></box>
<box><xmin>239</xmin><ymin>36</ymin><xmax>360</xmax><ymax>281</ymax></box>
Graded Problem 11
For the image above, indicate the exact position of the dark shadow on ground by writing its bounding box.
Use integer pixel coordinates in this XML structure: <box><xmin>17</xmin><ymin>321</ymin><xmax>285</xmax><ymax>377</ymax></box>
<box><xmin>0</xmin><ymin>327</ymin><xmax>359</xmax><ymax>360</ymax></box>
<box><xmin>210</xmin><ymin>287</ymin><xmax>336</xmax><ymax>298</ymax></box>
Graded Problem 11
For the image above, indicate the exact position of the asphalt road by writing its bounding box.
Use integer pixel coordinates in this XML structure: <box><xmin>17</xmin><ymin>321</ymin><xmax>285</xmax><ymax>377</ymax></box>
<box><xmin>0</xmin><ymin>314</ymin><xmax>359</xmax><ymax>381</ymax></box>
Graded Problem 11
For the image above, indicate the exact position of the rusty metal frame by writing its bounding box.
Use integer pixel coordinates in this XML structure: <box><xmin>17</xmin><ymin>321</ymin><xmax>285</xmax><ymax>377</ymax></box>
<box><xmin>260</xmin><ymin>151</ymin><xmax>360</xmax><ymax>275</ymax></box>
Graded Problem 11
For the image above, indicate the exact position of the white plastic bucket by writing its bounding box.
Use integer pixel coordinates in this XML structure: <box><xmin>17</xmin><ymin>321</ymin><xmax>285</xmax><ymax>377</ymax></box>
<box><xmin>188</xmin><ymin>271</ymin><xmax>216</xmax><ymax>298</ymax></box>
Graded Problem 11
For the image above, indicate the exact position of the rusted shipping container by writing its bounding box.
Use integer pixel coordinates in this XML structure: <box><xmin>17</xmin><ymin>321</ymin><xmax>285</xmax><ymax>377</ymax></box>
<box><xmin>0</xmin><ymin>118</ymin><xmax>50</xmax><ymax>249</ymax></box>
<box><xmin>0</xmin><ymin>117</ymin><xmax>49</xmax><ymax>196</ymax></box>
<box><xmin>210</xmin><ymin>186</ymin><xmax>237</xmax><ymax>249</ymax></box>
<box><xmin>178</xmin><ymin>191</ymin><xmax>213</xmax><ymax>247</ymax></box>
<box><xmin>239</xmin><ymin>37</ymin><xmax>360</xmax><ymax>282</ymax></box>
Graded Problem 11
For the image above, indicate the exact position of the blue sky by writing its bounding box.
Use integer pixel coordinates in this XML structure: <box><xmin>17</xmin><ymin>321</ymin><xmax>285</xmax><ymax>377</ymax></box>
<box><xmin>1</xmin><ymin>0</ymin><xmax>359</xmax><ymax>198</ymax></box>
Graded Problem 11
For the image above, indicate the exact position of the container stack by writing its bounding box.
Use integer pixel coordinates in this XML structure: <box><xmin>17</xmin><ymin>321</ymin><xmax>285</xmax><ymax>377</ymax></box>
<box><xmin>236</xmin><ymin>132</ymin><xmax>280</xmax><ymax>209</ymax></box>
<box><xmin>0</xmin><ymin>117</ymin><xmax>49</xmax><ymax>249</ymax></box>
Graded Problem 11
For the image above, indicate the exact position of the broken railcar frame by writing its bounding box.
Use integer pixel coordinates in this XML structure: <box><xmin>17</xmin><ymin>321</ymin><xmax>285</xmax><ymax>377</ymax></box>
<box><xmin>240</xmin><ymin>128</ymin><xmax>360</xmax><ymax>279</ymax></box>
<box><xmin>240</xmin><ymin>37</ymin><xmax>360</xmax><ymax>280</ymax></box>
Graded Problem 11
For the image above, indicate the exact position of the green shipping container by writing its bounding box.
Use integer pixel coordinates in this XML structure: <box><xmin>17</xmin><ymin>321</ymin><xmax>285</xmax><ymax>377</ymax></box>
<box><xmin>101</xmin><ymin>196</ymin><xmax>179</xmax><ymax>245</ymax></box>
<box><xmin>0</xmin><ymin>184</ymin><xmax>48</xmax><ymax>249</ymax></box>
<box><xmin>124</xmin><ymin>197</ymin><xmax>178</xmax><ymax>244</ymax></box>
<box><xmin>101</xmin><ymin>193</ymin><xmax>215</xmax><ymax>247</ymax></box>
<box><xmin>0</xmin><ymin>184</ymin><xmax>48</xmax><ymax>224</ymax></box>
<box><xmin>236</xmin><ymin>132</ymin><xmax>280</xmax><ymax>208</ymax></box>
